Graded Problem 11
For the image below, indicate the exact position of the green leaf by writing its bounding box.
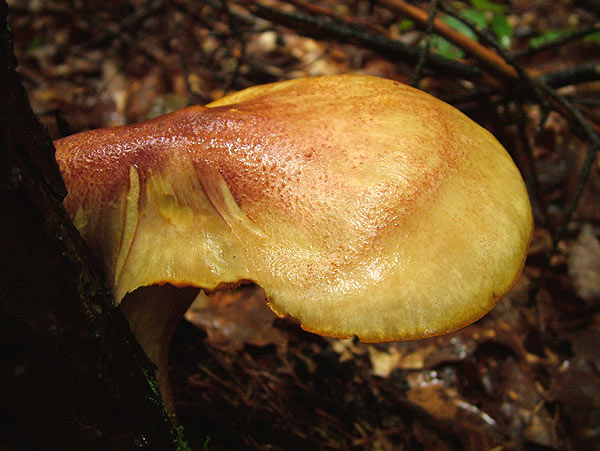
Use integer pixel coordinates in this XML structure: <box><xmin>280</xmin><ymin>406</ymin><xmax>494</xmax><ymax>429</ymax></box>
<box><xmin>470</xmin><ymin>0</ymin><xmax>509</xmax><ymax>13</ymax></box>
<box><xmin>429</xmin><ymin>34</ymin><xmax>464</xmax><ymax>59</ymax></box>
<box><xmin>584</xmin><ymin>30</ymin><xmax>600</xmax><ymax>43</ymax></box>
<box><xmin>490</xmin><ymin>12</ymin><xmax>512</xmax><ymax>48</ymax></box>
<box><xmin>429</xmin><ymin>15</ymin><xmax>481</xmax><ymax>60</ymax></box>
<box><xmin>529</xmin><ymin>29</ymin><xmax>572</xmax><ymax>48</ymax></box>
<box><xmin>396</xmin><ymin>19</ymin><xmax>416</xmax><ymax>32</ymax></box>
<box><xmin>442</xmin><ymin>15</ymin><xmax>478</xmax><ymax>40</ymax></box>
<box><xmin>460</xmin><ymin>9</ymin><xmax>488</xmax><ymax>31</ymax></box>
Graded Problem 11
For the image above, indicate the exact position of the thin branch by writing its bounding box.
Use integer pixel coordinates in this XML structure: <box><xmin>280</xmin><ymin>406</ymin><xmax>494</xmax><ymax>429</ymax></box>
<box><xmin>410</xmin><ymin>0</ymin><xmax>439</xmax><ymax>88</ymax></box>
<box><xmin>204</xmin><ymin>0</ymin><xmax>265</xmax><ymax>27</ymax></box>
<box><xmin>513</xmin><ymin>23</ymin><xmax>600</xmax><ymax>59</ymax></box>
<box><xmin>511</xmin><ymin>101</ymin><xmax>550</xmax><ymax>226</ymax></box>
<box><xmin>378</xmin><ymin>0</ymin><xmax>519</xmax><ymax>80</ymax></box>
<box><xmin>534</xmin><ymin>106</ymin><xmax>551</xmax><ymax>142</ymax></box>
<box><xmin>247</xmin><ymin>1</ymin><xmax>482</xmax><ymax>80</ymax></box>
<box><xmin>540</xmin><ymin>62</ymin><xmax>600</xmax><ymax>88</ymax></box>
<box><xmin>528</xmin><ymin>138</ymin><xmax>599</xmax><ymax>304</ymax></box>
<box><xmin>282</xmin><ymin>0</ymin><xmax>390</xmax><ymax>36</ymax></box>
<box><xmin>445</xmin><ymin>63</ymin><xmax>600</xmax><ymax>107</ymax></box>
<box><xmin>440</xmin><ymin>3</ymin><xmax>600</xmax><ymax>141</ymax></box>
<box><xmin>552</xmin><ymin>143</ymin><xmax>599</xmax><ymax>248</ymax></box>
<box><xmin>84</xmin><ymin>0</ymin><xmax>166</xmax><ymax>48</ymax></box>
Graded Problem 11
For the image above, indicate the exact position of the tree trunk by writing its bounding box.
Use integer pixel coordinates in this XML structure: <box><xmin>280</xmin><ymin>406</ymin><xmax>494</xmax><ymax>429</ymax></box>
<box><xmin>0</xmin><ymin>2</ymin><xmax>183</xmax><ymax>449</ymax></box>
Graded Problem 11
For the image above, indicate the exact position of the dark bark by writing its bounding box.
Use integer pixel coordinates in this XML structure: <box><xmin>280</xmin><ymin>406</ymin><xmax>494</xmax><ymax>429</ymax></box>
<box><xmin>0</xmin><ymin>2</ymin><xmax>183</xmax><ymax>449</ymax></box>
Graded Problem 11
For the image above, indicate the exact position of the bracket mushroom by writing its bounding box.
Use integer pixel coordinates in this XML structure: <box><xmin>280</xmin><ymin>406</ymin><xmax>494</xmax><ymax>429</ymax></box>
<box><xmin>54</xmin><ymin>74</ymin><xmax>533</xmax><ymax>417</ymax></box>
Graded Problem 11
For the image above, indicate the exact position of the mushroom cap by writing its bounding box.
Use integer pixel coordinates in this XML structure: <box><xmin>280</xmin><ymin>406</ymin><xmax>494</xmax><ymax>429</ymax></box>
<box><xmin>55</xmin><ymin>74</ymin><xmax>532</xmax><ymax>342</ymax></box>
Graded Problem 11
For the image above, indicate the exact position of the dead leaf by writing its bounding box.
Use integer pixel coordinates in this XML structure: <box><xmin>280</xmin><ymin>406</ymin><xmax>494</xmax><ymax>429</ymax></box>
<box><xmin>406</xmin><ymin>372</ymin><xmax>502</xmax><ymax>450</ymax></box>
<box><xmin>368</xmin><ymin>345</ymin><xmax>402</xmax><ymax>377</ymax></box>
<box><xmin>185</xmin><ymin>284</ymin><xmax>287</xmax><ymax>352</ymax></box>
<box><xmin>568</xmin><ymin>224</ymin><xmax>600</xmax><ymax>305</ymax></box>
<box><xmin>548</xmin><ymin>357</ymin><xmax>600</xmax><ymax>447</ymax></box>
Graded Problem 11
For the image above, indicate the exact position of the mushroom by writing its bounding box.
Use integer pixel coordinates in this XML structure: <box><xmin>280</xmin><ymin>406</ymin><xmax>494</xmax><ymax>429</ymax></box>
<box><xmin>54</xmin><ymin>74</ymin><xmax>532</xmax><ymax>417</ymax></box>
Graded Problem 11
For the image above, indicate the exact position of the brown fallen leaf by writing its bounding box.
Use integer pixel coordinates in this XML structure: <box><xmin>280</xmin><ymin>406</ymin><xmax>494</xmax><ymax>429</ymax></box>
<box><xmin>568</xmin><ymin>224</ymin><xmax>600</xmax><ymax>306</ymax></box>
<box><xmin>185</xmin><ymin>284</ymin><xmax>288</xmax><ymax>352</ymax></box>
<box><xmin>548</xmin><ymin>357</ymin><xmax>600</xmax><ymax>448</ymax></box>
<box><xmin>406</xmin><ymin>371</ymin><xmax>503</xmax><ymax>450</ymax></box>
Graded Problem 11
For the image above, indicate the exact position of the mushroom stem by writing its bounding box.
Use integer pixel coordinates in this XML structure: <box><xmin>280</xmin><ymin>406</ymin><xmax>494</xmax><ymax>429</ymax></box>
<box><xmin>119</xmin><ymin>285</ymin><xmax>199</xmax><ymax>419</ymax></box>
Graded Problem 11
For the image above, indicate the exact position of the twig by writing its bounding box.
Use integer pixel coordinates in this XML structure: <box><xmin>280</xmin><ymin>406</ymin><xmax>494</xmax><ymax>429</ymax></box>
<box><xmin>169</xmin><ymin>0</ymin><xmax>224</xmax><ymax>30</ymax></box>
<box><xmin>84</xmin><ymin>0</ymin><xmax>166</xmax><ymax>48</ymax></box>
<box><xmin>513</xmin><ymin>23</ymin><xmax>600</xmax><ymax>59</ymax></box>
<box><xmin>282</xmin><ymin>0</ymin><xmax>390</xmax><ymax>36</ymax></box>
<box><xmin>438</xmin><ymin>2</ymin><xmax>599</xmax><ymax>139</ymax></box>
<box><xmin>511</xmin><ymin>101</ymin><xmax>550</xmax><ymax>226</ymax></box>
<box><xmin>205</xmin><ymin>0</ymin><xmax>266</xmax><ymax>27</ymax></box>
<box><xmin>540</xmin><ymin>62</ymin><xmax>600</xmax><ymax>88</ymax></box>
<box><xmin>547</xmin><ymin>138</ymin><xmax>599</xmax><ymax>253</ymax></box>
<box><xmin>528</xmin><ymin>138</ymin><xmax>599</xmax><ymax>304</ymax></box>
<box><xmin>378</xmin><ymin>0</ymin><xmax>519</xmax><ymax>80</ymax></box>
<box><xmin>445</xmin><ymin>63</ymin><xmax>600</xmax><ymax>107</ymax></box>
<box><xmin>248</xmin><ymin>1</ymin><xmax>482</xmax><ymax>80</ymax></box>
<box><xmin>410</xmin><ymin>0</ymin><xmax>439</xmax><ymax>88</ymax></box>
<box><xmin>534</xmin><ymin>107</ymin><xmax>551</xmax><ymax>142</ymax></box>
<box><xmin>217</xmin><ymin>1</ymin><xmax>251</xmax><ymax>92</ymax></box>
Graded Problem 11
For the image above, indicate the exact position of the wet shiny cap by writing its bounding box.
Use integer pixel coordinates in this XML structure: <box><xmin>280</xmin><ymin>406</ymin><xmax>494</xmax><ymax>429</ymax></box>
<box><xmin>55</xmin><ymin>74</ymin><xmax>533</xmax><ymax>342</ymax></box>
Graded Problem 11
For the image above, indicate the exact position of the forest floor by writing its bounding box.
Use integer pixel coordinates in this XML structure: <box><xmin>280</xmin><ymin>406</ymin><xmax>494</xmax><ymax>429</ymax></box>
<box><xmin>6</xmin><ymin>0</ymin><xmax>600</xmax><ymax>449</ymax></box>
